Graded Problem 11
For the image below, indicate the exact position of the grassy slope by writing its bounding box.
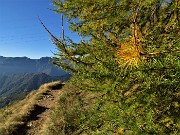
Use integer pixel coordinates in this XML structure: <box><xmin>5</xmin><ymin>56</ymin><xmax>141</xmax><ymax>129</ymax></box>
<box><xmin>40</xmin><ymin>83</ymin><xmax>102</xmax><ymax>135</ymax></box>
<box><xmin>1</xmin><ymin>81</ymin><xmax>178</xmax><ymax>135</ymax></box>
<box><xmin>0</xmin><ymin>81</ymin><xmax>62</xmax><ymax>135</ymax></box>
<box><xmin>0</xmin><ymin>80</ymin><xmax>102</xmax><ymax>135</ymax></box>
<box><xmin>40</xmin><ymin>83</ymin><xmax>180</xmax><ymax>135</ymax></box>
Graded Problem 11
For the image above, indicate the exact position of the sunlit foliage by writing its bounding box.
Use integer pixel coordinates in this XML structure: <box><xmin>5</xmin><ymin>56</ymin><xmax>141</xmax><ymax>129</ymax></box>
<box><xmin>46</xmin><ymin>0</ymin><xmax>180</xmax><ymax>134</ymax></box>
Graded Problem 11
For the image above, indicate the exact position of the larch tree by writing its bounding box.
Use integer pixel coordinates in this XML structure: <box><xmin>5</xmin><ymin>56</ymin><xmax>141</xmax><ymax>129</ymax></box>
<box><xmin>41</xmin><ymin>0</ymin><xmax>180</xmax><ymax>134</ymax></box>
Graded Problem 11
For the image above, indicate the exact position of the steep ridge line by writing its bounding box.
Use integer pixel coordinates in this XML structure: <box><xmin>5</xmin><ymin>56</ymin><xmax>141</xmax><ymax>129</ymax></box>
<box><xmin>15</xmin><ymin>83</ymin><xmax>64</xmax><ymax>135</ymax></box>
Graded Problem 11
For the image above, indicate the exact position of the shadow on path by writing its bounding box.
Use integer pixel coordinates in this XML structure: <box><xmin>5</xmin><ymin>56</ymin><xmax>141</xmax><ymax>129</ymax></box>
<box><xmin>12</xmin><ymin>104</ymin><xmax>48</xmax><ymax>135</ymax></box>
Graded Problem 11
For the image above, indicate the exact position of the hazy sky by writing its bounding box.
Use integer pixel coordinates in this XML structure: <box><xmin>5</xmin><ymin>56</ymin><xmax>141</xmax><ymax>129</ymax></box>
<box><xmin>0</xmin><ymin>0</ymin><xmax>79</xmax><ymax>59</ymax></box>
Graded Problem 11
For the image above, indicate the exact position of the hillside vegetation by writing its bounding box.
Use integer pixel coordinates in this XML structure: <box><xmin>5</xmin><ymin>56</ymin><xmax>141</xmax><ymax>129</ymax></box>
<box><xmin>0</xmin><ymin>81</ymin><xmax>63</xmax><ymax>135</ymax></box>
<box><xmin>0</xmin><ymin>73</ymin><xmax>55</xmax><ymax>108</ymax></box>
<box><xmin>0</xmin><ymin>56</ymin><xmax>71</xmax><ymax>108</ymax></box>
<box><xmin>40</xmin><ymin>82</ymin><xmax>102</xmax><ymax>135</ymax></box>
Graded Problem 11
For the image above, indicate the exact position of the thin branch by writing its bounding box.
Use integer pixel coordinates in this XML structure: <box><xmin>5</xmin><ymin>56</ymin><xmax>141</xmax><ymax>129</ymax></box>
<box><xmin>175</xmin><ymin>0</ymin><xmax>179</xmax><ymax>22</ymax></box>
<box><xmin>61</xmin><ymin>14</ymin><xmax>65</xmax><ymax>40</ymax></box>
<box><xmin>141</xmin><ymin>49</ymin><xmax>180</xmax><ymax>57</ymax></box>
<box><xmin>132</xmin><ymin>0</ymin><xmax>142</xmax><ymax>52</ymax></box>
<box><xmin>91</xmin><ymin>31</ymin><xmax>116</xmax><ymax>52</ymax></box>
<box><xmin>38</xmin><ymin>17</ymin><xmax>59</xmax><ymax>42</ymax></box>
<box><xmin>38</xmin><ymin>17</ymin><xmax>92</xmax><ymax>66</ymax></box>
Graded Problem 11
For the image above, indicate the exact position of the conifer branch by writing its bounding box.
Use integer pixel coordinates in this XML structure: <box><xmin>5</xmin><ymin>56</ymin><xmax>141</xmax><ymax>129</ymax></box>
<box><xmin>38</xmin><ymin>17</ymin><xmax>59</xmax><ymax>42</ymax></box>
<box><xmin>141</xmin><ymin>49</ymin><xmax>180</xmax><ymax>57</ymax></box>
<box><xmin>132</xmin><ymin>0</ymin><xmax>142</xmax><ymax>53</ymax></box>
<box><xmin>175</xmin><ymin>0</ymin><xmax>179</xmax><ymax>22</ymax></box>
<box><xmin>38</xmin><ymin>17</ymin><xmax>92</xmax><ymax>66</ymax></box>
<box><xmin>91</xmin><ymin>32</ymin><xmax>115</xmax><ymax>51</ymax></box>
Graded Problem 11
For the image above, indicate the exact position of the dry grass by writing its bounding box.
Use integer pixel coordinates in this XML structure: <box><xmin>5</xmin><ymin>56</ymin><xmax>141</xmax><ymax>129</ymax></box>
<box><xmin>39</xmin><ymin>83</ymin><xmax>101</xmax><ymax>135</ymax></box>
<box><xmin>0</xmin><ymin>81</ymin><xmax>62</xmax><ymax>135</ymax></box>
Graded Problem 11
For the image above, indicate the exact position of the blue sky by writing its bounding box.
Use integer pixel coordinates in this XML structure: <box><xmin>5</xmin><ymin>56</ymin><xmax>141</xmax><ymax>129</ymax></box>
<box><xmin>0</xmin><ymin>0</ymin><xmax>80</xmax><ymax>59</ymax></box>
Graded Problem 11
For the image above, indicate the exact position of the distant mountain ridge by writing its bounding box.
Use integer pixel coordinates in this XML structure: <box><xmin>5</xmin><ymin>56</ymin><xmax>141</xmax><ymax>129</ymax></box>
<box><xmin>0</xmin><ymin>56</ymin><xmax>70</xmax><ymax>108</ymax></box>
<box><xmin>0</xmin><ymin>73</ymin><xmax>55</xmax><ymax>108</ymax></box>
<box><xmin>0</xmin><ymin>56</ymin><xmax>67</xmax><ymax>76</ymax></box>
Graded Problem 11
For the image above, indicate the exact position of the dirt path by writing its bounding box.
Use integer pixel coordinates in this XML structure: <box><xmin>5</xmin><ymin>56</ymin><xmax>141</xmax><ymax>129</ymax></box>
<box><xmin>18</xmin><ymin>85</ymin><xmax>63</xmax><ymax>135</ymax></box>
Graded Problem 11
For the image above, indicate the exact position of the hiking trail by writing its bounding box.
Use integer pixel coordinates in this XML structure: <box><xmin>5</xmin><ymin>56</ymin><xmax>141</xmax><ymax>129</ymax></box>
<box><xmin>18</xmin><ymin>84</ymin><xmax>64</xmax><ymax>135</ymax></box>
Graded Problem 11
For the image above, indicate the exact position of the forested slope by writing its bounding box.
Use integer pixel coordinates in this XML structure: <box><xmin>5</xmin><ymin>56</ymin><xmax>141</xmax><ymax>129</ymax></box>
<box><xmin>0</xmin><ymin>56</ymin><xmax>70</xmax><ymax>108</ymax></box>
<box><xmin>0</xmin><ymin>73</ymin><xmax>55</xmax><ymax>108</ymax></box>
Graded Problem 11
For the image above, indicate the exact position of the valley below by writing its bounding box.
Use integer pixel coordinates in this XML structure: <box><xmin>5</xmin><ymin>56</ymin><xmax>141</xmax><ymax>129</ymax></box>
<box><xmin>0</xmin><ymin>56</ymin><xmax>70</xmax><ymax>108</ymax></box>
